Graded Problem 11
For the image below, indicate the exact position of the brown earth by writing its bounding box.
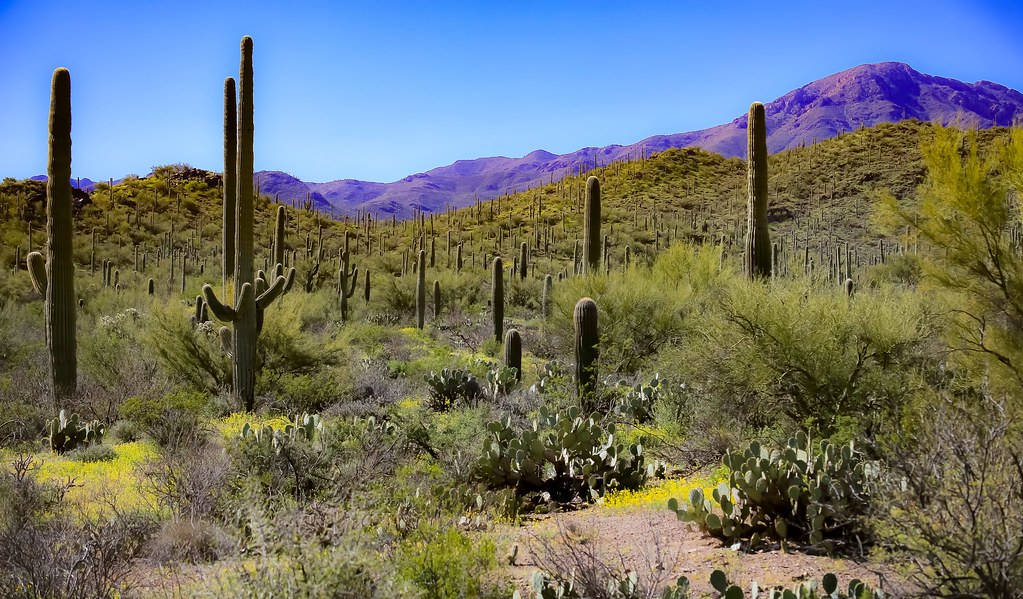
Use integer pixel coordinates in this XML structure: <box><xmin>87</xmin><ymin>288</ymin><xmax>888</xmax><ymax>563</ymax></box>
<box><xmin>493</xmin><ymin>507</ymin><xmax>907</xmax><ymax>597</ymax></box>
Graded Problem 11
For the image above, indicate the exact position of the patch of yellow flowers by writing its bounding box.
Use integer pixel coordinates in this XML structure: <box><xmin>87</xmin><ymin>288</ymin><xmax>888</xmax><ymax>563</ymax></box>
<box><xmin>600</xmin><ymin>467</ymin><xmax>729</xmax><ymax>511</ymax></box>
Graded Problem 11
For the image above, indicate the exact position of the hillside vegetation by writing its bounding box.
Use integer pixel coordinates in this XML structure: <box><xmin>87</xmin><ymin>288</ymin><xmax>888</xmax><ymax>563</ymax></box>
<box><xmin>0</xmin><ymin>40</ymin><xmax>1021</xmax><ymax>599</ymax></box>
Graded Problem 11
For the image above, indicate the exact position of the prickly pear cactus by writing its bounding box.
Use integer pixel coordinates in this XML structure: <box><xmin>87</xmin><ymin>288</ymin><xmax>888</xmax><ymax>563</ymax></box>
<box><xmin>478</xmin><ymin>406</ymin><xmax>655</xmax><ymax>505</ymax></box>
<box><xmin>667</xmin><ymin>431</ymin><xmax>875</xmax><ymax>549</ymax></box>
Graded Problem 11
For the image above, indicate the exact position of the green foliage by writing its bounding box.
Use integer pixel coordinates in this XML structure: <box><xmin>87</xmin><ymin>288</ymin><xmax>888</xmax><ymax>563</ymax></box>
<box><xmin>673</xmin><ymin>277</ymin><xmax>935</xmax><ymax>437</ymax></box>
<box><xmin>120</xmin><ymin>390</ymin><xmax>208</xmax><ymax>448</ymax></box>
<box><xmin>67</xmin><ymin>444</ymin><xmax>117</xmax><ymax>463</ymax></box>
<box><xmin>668</xmin><ymin>432</ymin><xmax>875</xmax><ymax>549</ymax></box>
<box><xmin>477</xmin><ymin>406</ymin><xmax>653</xmax><ymax>506</ymax></box>
<box><xmin>395</xmin><ymin>525</ymin><xmax>506</xmax><ymax>599</ymax></box>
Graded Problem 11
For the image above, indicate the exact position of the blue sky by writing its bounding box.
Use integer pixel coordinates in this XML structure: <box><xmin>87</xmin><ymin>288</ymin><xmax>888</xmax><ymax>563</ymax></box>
<box><xmin>1</xmin><ymin>0</ymin><xmax>1022</xmax><ymax>183</ymax></box>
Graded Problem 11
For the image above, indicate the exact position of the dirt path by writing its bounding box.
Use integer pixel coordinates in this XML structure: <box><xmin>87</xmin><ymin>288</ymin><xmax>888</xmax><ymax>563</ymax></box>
<box><xmin>493</xmin><ymin>506</ymin><xmax>900</xmax><ymax>596</ymax></box>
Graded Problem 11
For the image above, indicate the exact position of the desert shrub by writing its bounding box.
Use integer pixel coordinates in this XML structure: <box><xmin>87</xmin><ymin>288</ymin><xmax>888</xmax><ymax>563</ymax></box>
<box><xmin>269</xmin><ymin>368</ymin><xmax>355</xmax><ymax>414</ymax></box>
<box><xmin>120</xmin><ymin>390</ymin><xmax>210</xmax><ymax>449</ymax></box>
<box><xmin>227</xmin><ymin>414</ymin><xmax>402</xmax><ymax>506</ymax></box>
<box><xmin>376</xmin><ymin>275</ymin><xmax>417</xmax><ymax>321</ymax></box>
<box><xmin>68</xmin><ymin>444</ymin><xmax>117</xmax><ymax>463</ymax></box>
<box><xmin>257</xmin><ymin>302</ymin><xmax>342</xmax><ymax>392</ymax></box>
<box><xmin>477</xmin><ymin>406</ymin><xmax>655</xmax><ymax>510</ymax></box>
<box><xmin>671</xmin><ymin>278</ymin><xmax>937</xmax><ymax>438</ymax></box>
<box><xmin>879</xmin><ymin>124</ymin><xmax>1023</xmax><ymax>398</ymax></box>
<box><xmin>107</xmin><ymin>419</ymin><xmax>140</xmax><ymax>443</ymax></box>
<box><xmin>508</xmin><ymin>277</ymin><xmax>541</xmax><ymax>310</ymax></box>
<box><xmin>395</xmin><ymin>525</ymin><xmax>507</xmax><ymax>599</ymax></box>
<box><xmin>79</xmin><ymin>307</ymin><xmax>163</xmax><ymax>418</ymax></box>
<box><xmin>0</xmin><ymin>400</ymin><xmax>49</xmax><ymax>448</ymax></box>
<box><xmin>146</xmin><ymin>305</ymin><xmax>229</xmax><ymax>393</ymax></box>
<box><xmin>146</xmin><ymin>519</ymin><xmax>234</xmax><ymax>564</ymax></box>
<box><xmin>874</xmin><ymin>390</ymin><xmax>1023</xmax><ymax>599</ymax></box>
<box><xmin>668</xmin><ymin>431</ymin><xmax>876</xmax><ymax>551</ymax></box>
<box><xmin>195</xmin><ymin>541</ymin><xmax>386</xmax><ymax>598</ymax></box>
<box><xmin>548</xmin><ymin>244</ymin><xmax>729</xmax><ymax>377</ymax></box>
<box><xmin>139</xmin><ymin>439</ymin><xmax>229</xmax><ymax>520</ymax></box>
<box><xmin>0</xmin><ymin>455</ymin><xmax>156</xmax><ymax>598</ymax></box>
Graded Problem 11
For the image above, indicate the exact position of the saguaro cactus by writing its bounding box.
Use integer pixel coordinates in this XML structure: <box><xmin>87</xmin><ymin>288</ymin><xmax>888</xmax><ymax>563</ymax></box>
<box><xmin>541</xmin><ymin>273</ymin><xmax>553</xmax><ymax>320</ymax></box>
<box><xmin>415</xmin><ymin>249</ymin><xmax>426</xmax><ymax>329</ymax></box>
<box><xmin>202</xmin><ymin>36</ymin><xmax>294</xmax><ymax>411</ymax></box>
<box><xmin>492</xmin><ymin>256</ymin><xmax>504</xmax><ymax>342</ymax></box>
<box><xmin>433</xmin><ymin>279</ymin><xmax>441</xmax><ymax>319</ymax></box>
<box><xmin>584</xmin><ymin>176</ymin><xmax>601</xmax><ymax>274</ymax></box>
<box><xmin>27</xmin><ymin>67</ymin><xmax>77</xmax><ymax>405</ymax></box>
<box><xmin>272</xmin><ymin>205</ymin><xmax>286</xmax><ymax>267</ymax></box>
<box><xmin>504</xmin><ymin>328</ymin><xmax>522</xmax><ymax>382</ymax></box>
<box><xmin>338</xmin><ymin>250</ymin><xmax>359</xmax><ymax>323</ymax></box>
<box><xmin>744</xmin><ymin>101</ymin><xmax>772</xmax><ymax>279</ymax></box>
<box><xmin>223</xmin><ymin>76</ymin><xmax>236</xmax><ymax>294</ymax></box>
<box><xmin>519</xmin><ymin>242</ymin><xmax>528</xmax><ymax>280</ymax></box>
<box><xmin>574</xmin><ymin>297</ymin><xmax>599</xmax><ymax>409</ymax></box>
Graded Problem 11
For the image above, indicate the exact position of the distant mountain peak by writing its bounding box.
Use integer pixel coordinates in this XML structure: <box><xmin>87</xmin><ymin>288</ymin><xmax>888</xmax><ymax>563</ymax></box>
<box><xmin>53</xmin><ymin>62</ymin><xmax>1023</xmax><ymax>218</ymax></box>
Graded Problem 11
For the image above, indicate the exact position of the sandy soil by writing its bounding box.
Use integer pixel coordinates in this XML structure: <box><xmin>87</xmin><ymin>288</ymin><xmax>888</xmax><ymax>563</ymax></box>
<box><xmin>494</xmin><ymin>507</ymin><xmax>905</xmax><ymax>596</ymax></box>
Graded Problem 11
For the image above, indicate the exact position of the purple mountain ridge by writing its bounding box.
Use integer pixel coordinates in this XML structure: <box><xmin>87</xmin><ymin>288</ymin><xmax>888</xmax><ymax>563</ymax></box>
<box><xmin>256</xmin><ymin>62</ymin><xmax>1023</xmax><ymax>217</ymax></box>
<box><xmin>40</xmin><ymin>62</ymin><xmax>1023</xmax><ymax>217</ymax></box>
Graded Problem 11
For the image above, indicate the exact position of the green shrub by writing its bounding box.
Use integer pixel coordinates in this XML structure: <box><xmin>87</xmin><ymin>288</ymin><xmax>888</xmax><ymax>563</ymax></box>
<box><xmin>67</xmin><ymin>444</ymin><xmax>116</xmax><ymax>463</ymax></box>
<box><xmin>671</xmin><ymin>277</ymin><xmax>936</xmax><ymax>438</ymax></box>
<box><xmin>121</xmin><ymin>390</ymin><xmax>209</xmax><ymax>448</ymax></box>
<box><xmin>396</xmin><ymin>525</ymin><xmax>507</xmax><ymax>599</ymax></box>
<box><xmin>107</xmin><ymin>419</ymin><xmax>140</xmax><ymax>443</ymax></box>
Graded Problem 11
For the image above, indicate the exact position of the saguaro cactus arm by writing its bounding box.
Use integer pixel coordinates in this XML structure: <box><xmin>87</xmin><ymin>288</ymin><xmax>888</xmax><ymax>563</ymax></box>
<box><xmin>27</xmin><ymin>252</ymin><xmax>46</xmax><ymax>295</ymax></box>
<box><xmin>202</xmin><ymin>284</ymin><xmax>238</xmax><ymax>322</ymax></box>
<box><xmin>256</xmin><ymin>269</ymin><xmax>293</xmax><ymax>309</ymax></box>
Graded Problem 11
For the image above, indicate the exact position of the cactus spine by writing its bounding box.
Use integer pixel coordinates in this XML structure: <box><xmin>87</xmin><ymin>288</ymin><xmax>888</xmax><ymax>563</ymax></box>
<box><xmin>223</xmin><ymin>77</ymin><xmax>236</xmax><ymax>294</ymax></box>
<box><xmin>492</xmin><ymin>256</ymin><xmax>504</xmax><ymax>342</ymax></box>
<box><xmin>504</xmin><ymin>328</ymin><xmax>522</xmax><ymax>382</ymax></box>
<box><xmin>415</xmin><ymin>249</ymin><xmax>426</xmax><ymax>329</ymax></box>
<box><xmin>202</xmin><ymin>37</ymin><xmax>294</xmax><ymax>411</ymax></box>
<box><xmin>744</xmin><ymin>101</ymin><xmax>771</xmax><ymax>279</ymax></box>
<box><xmin>27</xmin><ymin>67</ymin><xmax>77</xmax><ymax>405</ymax></box>
<box><xmin>574</xmin><ymin>297</ymin><xmax>599</xmax><ymax>410</ymax></box>
<box><xmin>584</xmin><ymin>176</ymin><xmax>601</xmax><ymax>274</ymax></box>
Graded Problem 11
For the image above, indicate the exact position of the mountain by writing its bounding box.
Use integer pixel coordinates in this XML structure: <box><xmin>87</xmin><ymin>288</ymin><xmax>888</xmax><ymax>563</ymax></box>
<box><xmin>35</xmin><ymin>62</ymin><xmax>1023</xmax><ymax>217</ymax></box>
<box><xmin>253</xmin><ymin>62</ymin><xmax>1023</xmax><ymax>218</ymax></box>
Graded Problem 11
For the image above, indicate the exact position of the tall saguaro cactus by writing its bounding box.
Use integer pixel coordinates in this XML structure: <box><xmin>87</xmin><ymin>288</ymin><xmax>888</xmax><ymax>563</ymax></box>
<box><xmin>504</xmin><ymin>329</ymin><xmax>522</xmax><ymax>382</ymax></box>
<box><xmin>492</xmin><ymin>256</ymin><xmax>504</xmax><ymax>342</ymax></box>
<box><xmin>744</xmin><ymin>101</ymin><xmax>772</xmax><ymax>279</ymax></box>
<box><xmin>272</xmin><ymin>205</ymin><xmax>286</xmax><ymax>266</ymax></box>
<box><xmin>338</xmin><ymin>250</ymin><xmax>358</xmax><ymax>323</ymax></box>
<box><xmin>433</xmin><ymin>279</ymin><xmax>441</xmax><ymax>319</ymax></box>
<box><xmin>584</xmin><ymin>176</ymin><xmax>601</xmax><ymax>274</ymax></box>
<box><xmin>574</xmin><ymin>297</ymin><xmax>599</xmax><ymax>410</ymax></box>
<box><xmin>202</xmin><ymin>37</ymin><xmax>294</xmax><ymax>411</ymax></box>
<box><xmin>27</xmin><ymin>67</ymin><xmax>77</xmax><ymax>405</ymax></box>
<box><xmin>541</xmin><ymin>273</ymin><xmax>553</xmax><ymax>320</ymax></box>
<box><xmin>222</xmin><ymin>77</ymin><xmax>236</xmax><ymax>294</ymax></box>
<box><xmin>415</xmin><ymin>249</ymin><xmax>426</xmax><ymax>329</ymax></box>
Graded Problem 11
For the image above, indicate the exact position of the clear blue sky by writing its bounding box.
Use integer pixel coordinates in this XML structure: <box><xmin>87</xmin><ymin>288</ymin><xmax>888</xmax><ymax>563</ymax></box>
<box><xmin>1</xmin><ymin>0</ymin><xmax>1022</xmax><ymax>183</ymax></box>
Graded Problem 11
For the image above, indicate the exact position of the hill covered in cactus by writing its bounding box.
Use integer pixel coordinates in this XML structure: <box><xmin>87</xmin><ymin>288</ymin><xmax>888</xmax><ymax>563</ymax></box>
<box><xmin>247</xmin><ymin>62</ymin><xmax>1023</xmax><ymax>217</ymax></box>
